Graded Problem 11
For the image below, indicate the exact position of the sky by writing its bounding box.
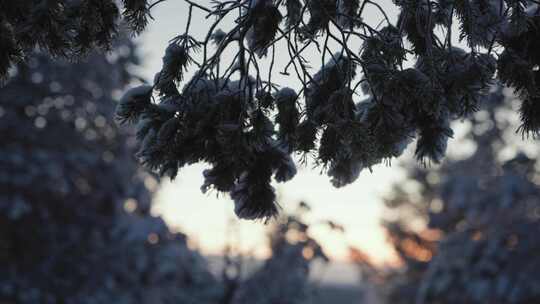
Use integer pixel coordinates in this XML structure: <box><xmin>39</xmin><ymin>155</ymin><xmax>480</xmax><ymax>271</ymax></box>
<box><xmin>138</xmin><ymin>0</ymin><xmax>409</xmax><ymax>264</ymax></box>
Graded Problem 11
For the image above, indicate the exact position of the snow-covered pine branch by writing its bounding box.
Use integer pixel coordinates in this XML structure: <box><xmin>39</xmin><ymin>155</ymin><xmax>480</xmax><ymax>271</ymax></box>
<box><xmin>114</xmin><ymin>0</ymin><xmax>540</xmax><ymax>220</ymax></box>
<box><xmin>2</xmin><ymin>0</ymin><xmax>540</xmax><ymax>219</ymax></box>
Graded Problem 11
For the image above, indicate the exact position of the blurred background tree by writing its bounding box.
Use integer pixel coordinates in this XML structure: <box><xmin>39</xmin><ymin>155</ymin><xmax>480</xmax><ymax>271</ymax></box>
<box><xmin>0</xmin><ymin>34</ymin><xmax>222</xmax><ymax>303</ymax></box>
<box><xmin>230</xmin><ymin>202</ymin><xmax>341</xmax><ymax>304</ymax></box>
<box><xmin>353</xmin><ymin>86</ymin><xmax>540</xmax><ymax>304</ymax></box>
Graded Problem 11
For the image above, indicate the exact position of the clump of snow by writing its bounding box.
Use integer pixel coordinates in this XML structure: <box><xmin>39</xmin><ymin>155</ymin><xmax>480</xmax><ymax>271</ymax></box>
<box><xmin>120</xmin><ymin>85</ymin><xmax>153</xmax><ymax>104</ymax></box>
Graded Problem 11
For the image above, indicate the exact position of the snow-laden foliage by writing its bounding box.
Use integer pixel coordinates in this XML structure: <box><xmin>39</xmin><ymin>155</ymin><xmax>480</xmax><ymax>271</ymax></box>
<box><xmin>0</xmin><ymin>40</ymin><xmax>223</xmax><ymax>303</ymax></box>
<box><xmin>2</xmin><ymin>1</ymin><xmax>540</xmax><ymax>219</ymax></box>
<box><xmin>364</xmin><ymin>88</ymin><xmax>540</xmax><ymax>304</ymax></box>
<box><xmin>245</xmin><ymin>0</ymin><xmax>283</xmax><ymax>57</ymax></box>
<box><xmin>0</xmin><ymin>0</ymin><xmax>152</xmax><ymax>82</ymax></box>
<box><xmin>112</xmin><ymin>0</ymin><xmax>540</xmax><ymax>220</ymax></box>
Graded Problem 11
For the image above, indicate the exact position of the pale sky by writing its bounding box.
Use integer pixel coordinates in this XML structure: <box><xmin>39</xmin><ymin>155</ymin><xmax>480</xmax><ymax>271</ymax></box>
<box><xmin>138</xmin><ymin>0</ymin><xmax>412</xmax><ymax>264</ymax></box>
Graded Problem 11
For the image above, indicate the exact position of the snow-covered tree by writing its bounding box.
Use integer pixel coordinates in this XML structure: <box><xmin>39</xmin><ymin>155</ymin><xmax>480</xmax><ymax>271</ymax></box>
<box><xmin>2</xmin><ymin>1</ymin><xmax>540</xmax><ymax>219</ymax></box>
<box><xmin>0</xmin><ymin>38</ymin><xmax>222</xmax><ymax>303</ymax></box>
<box><xmin>367</xmin><ymin>87</ymin><xmax>540</xmax><ymax>304</ymax></box>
